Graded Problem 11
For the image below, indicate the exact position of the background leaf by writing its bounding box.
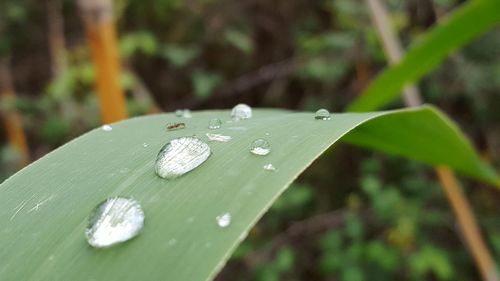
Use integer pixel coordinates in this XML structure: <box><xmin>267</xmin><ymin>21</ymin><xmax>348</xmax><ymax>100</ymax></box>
<box><xmin>348</xmin><ymin>0</ymin><xmax>500</xmax><ymax>112</ymax></box>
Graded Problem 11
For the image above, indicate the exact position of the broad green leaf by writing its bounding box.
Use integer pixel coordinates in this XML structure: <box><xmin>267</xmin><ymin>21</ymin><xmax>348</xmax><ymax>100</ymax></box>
<box><xmin>0</xmin><ymin>106</ymin><xmax>498</xmax><ymax>281</ymax></box>
<box><xmin>348</xmin><ymin>0</ymin><xmax>500</xmax><ymax>112</ymax></box>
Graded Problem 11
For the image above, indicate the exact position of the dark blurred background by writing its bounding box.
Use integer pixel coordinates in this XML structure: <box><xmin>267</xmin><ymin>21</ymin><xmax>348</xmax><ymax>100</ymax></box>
<box><xmin>1</xmin><ymin>0</ymin><xmax>500</xmax><ymax>280</ymax></box>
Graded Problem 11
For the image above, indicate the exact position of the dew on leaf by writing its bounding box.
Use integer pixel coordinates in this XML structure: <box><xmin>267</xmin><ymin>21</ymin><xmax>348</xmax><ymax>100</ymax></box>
<box><xmin>216</xmin><ymin>213</ymin><xmax>231</xmax><ymax>228</ymax></box>
<box><xmin>250</xmin><ymin>139</ymin><xmax>271</xmax><ymax>156</ymax></box>
<box><xmin>85</xmin><ymin>197</ymin><xmax>145</xmax><ymax>248</ymax></box>
<box><xmin>263</xmin><ymin>163</ymin><xmax>276</xmax><ymax>171</ymax></box>
<box><xmin>101</xmin><ymin>125</ymin><xmax>113</xmax><ymax>131</ymax></box>
<box><xmin>206</xmin><ymin>133</ymin><xmax>232</xmax><ymax>142</ymax></box>
<box><xmin>155</xmin><ymin>137</ymin><xmax>211</xmax><ymax>179</ymax></box>
<box><xmin>231</xmin><ymin>104</ymin><xmax>252</xmax><ymax>121</ymax></box>
<box><xmin>315</xmin><ymin>109</ymin><xmax>331</xmax><ymax>120</ymax></box>
<box><xmin>208</xmin><ymin>118</ymin><xmax>222</xmax><ymax>129</ymax></box>
<box><xmin>175</xmin><ymin>109</ymin><xmax>192</xmax><ymax>118</ymax></box>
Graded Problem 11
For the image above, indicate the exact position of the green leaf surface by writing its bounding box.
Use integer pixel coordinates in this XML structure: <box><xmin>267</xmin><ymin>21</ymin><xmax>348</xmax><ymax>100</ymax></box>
<box><xmin>0</xmin><ymin>106</ymin><xmax>498</xmax><ymax>281</ymax></box>
<box><xmin>348</xmin><ymin>0</ymin><xmax>500</xmax><ymax>112</ymax></box>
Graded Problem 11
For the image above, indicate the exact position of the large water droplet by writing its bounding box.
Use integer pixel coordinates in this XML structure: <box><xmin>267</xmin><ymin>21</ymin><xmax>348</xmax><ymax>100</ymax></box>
<box><xmin>166</xmin><ymin>122</ymin><xmax>186</xmax><ymax>131</ymax></box>
<box><xmin>216</xmin><ymin>213</ymin><xmax>231</xmax><ymax>228</ymax></box>
<box><xmin>85</xmin><ymin>197</ymin><xmax>145</xmax><ymax>248</ymax></box>
<box><xmin>155</xmin><ymin>137</ymin><xmax>211</xmax><ymax>179</ymax></box>
<box><xmin>102</xmin><ymin>124</ymin><xmax>113</xmax><ymax>131</ymax></box>
<box><xmin>315</xmin><ymin>109</ymin><xmax>331</xmax><ymax>120</ymax></box>
<box><xmin>175</xmin><ymin>109</ymin><xmax>192</xmax><ymax>118</ymax></box>
<box><xmin>250</xmin><ymin>139</ymin><xmax>271</xmax><ymax>156</ymax></box>
<box><xmin>206</xmin><ymin>133</ymin><xmax>232</xmax><ymax>142</ymax></box>
<box><xmin>263</xmin><ymin>163</ymin><xmax>276</xmax><ymax>171</ymax></box>
<box><xmin>231</xmin><ymin>104</ymin><xmax>252</xmax><ymax>121</ymax></box>
<box><xmin>208</xmin><ymin>118</ymin><xmax>222</xmax><ymax>129</ymax></box>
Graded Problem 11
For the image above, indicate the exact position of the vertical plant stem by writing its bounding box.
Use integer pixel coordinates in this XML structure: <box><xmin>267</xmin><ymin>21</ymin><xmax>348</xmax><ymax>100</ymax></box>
<box><xmin>436</xmin><ymin>166</ymin><xmax>498</xmax><ymax>281</ymax></box>
<box><xmin>78</xmin><ymin>0</ymin><xmax>127</xmax><ymax>123</ymax></box>
<box><xmin>365</xmin><ymin>0</ymin><xmax>498</xmax><ymax>280</ymax></box>
<box><xmin>0</xmin><ymin>57</ymin><xmax>30</xmax><ymax>167</ymax></box>
<box><xmin>365</xmin><ymin>0</ymin><xmax>421</xmax><ymax>107</ymax></box>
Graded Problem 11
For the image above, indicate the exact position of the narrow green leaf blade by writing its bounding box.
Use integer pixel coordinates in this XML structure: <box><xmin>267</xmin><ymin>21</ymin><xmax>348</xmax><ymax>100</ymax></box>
<box><xmin>0</xmin><ymin>107</ymin><xmax>497</xmax><ymax>281</ymax></box>
<box><xmin>348</xmin><ymin>0</ymin><xmax>500</xmax><ymax>112</ymax></box>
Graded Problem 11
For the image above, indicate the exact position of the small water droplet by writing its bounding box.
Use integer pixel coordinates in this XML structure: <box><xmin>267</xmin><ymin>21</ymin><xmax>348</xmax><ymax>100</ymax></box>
<box><xmin>250</xmin><ymin>139</ymin><xmax>271</xmax><ymax>156</ymax></box>
<box><xmin>315</xmin><ymin>109</ymin><xmax>331</xmax><ymax>120</ymax></box>
<box><xmin>216</xmin><ymin>213</ymin><xmax>231</xmax><ymax>228</ymax></box>
<box><xmin>85</xmin><ymin>197</ymin><xmax>145</xmax><ymax>248</ymax></box>
<box><xmin>102</xmin><ymin>125</ymin><xmax>113</xmax><ymax>131</ymax></box>
<box><xmin>263</xmin><ymin>164</ymin><xmax>276</xmax><ymax>171</ymax></box>
<box><xmin>167</xmin><ymin>238</ymin><xmax>177</xmax><ymax>246</ymax></box>
<box><xmin>208</xmin><ymin>118</ymin><xmax>222</xmax><ymax>129</ymax></box>
<box><xmin>143</xmin><ymin>143</ymin><xmax>149</xmax><ymax>148</ymax></box>
<box><xmin>231</xmin><ymin>104</ymin><xmax>252</xmax><ymax>121</ymax></box>
<box><xmin>166</xmin><ymin>122</ymin><xmax>186</xmax><ymax>131</ymax></box>
<box><xmin>155</xmin><ymin>137</ymin><xmax>211</xmax><ymax>179</ymax></box>
<box><xmin>206</xmin><ymin>133</ymin><xmax>232</xmax><ymax>142</ymax></box>
<box><xmin>175</xmin><ymin>109</ymin><xmax>192</xmax><ymax>118</ymax></box>
<box><xmin>186</xmin><ymin>217</ymin><xmax>195</xmax><ymax>223</ymax></box>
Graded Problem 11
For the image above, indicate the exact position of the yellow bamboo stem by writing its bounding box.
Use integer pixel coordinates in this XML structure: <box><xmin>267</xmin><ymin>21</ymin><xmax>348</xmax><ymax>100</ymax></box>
<box><xmin>0</xmin><ymin>57</ymin><xmax>30</xmax><ymax>167</ymax></box>
<box><xmin>365</xmin><ymin>0</ymin><xmax>498</xmax><ymax>280</ymax></box>
<box><xmin>78</xmin><ymin>0</ymin><xmax>127</xmax><ymax>124</ymax></box>
<box><xmin>436</xmin><ymin>166</ymin><xmax>498</xmax><ymax>281</ymax></box>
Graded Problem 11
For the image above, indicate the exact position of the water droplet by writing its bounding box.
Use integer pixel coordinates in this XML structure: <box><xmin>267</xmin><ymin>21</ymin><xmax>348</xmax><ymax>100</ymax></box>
<box><xmin>208</xmin><ymin>118</ymin><xmax>222</xmax><ymax>129</ymax></box>
<box><xmin>155</xmin><ymin>137</ymin><xmax>211</xmax><ymax>179</ymax></box>
<box><xmin>263</xmin><ymin>164</ymin><xmax>276</xmax><ymax>171</ymax></box>
<box><xmin>175</xmin><ymin>109</ymin><xmax>192</xmax><ymax>118</ymax></box>
<box><xmin>206</xmin><ymin>133</ymin><xmax>232</xmax><ymax>142</ymax></box>
<box><xmin>231</xmin><ymin>104</ymin><xmax>252</xmax><ymax>121</ymax></box>
<box><xmin>142</xmin><ymin>143</ymin><xmax>149</xmax><ymax>148</ymax></box>
<box><xmin>216</xmin><ymin>213</ymin><xmax>231</xmax><ymax>228</ymax></box>
<box><xmin>167</xmin><ymin>238</ymin><xmax>177</xmax><ymax>246</ymax></box>
<box><xmin>166</xmin><ymin>122</ymin><xmax>186</xmax><ymax>131</ymax></box>
<box><xmin>315</xmin><ymin>109</ymin><xmax>331</xmax><ymax>120</ymax></box>
<box><xmin>250</xmin><ymin>139</ymin><xmax>271</xmax><ymax>156</ymax></box>
<box><xmin>102</xmin><ymin>124</ymin><xmax>113</xmax><ymax>131</ymax></box>
<box><xmin>85</xmin><ymin>197</ymin><xmax>145</xmax><ymax>248</ymax></box>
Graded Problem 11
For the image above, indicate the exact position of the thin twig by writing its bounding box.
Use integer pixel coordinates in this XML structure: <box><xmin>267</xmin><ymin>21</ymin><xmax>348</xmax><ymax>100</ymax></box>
<box><xmin>366</xmin><ymin>0</ymin><xmax>498</xmax><ymax>280</ymax></box>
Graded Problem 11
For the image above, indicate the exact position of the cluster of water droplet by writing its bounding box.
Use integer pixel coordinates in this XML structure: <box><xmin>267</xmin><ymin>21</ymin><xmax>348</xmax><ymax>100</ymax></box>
<box><xmin>87</xmin><ymin>104</ymin><xmax>333</xmax><ymax>248</ymax></box>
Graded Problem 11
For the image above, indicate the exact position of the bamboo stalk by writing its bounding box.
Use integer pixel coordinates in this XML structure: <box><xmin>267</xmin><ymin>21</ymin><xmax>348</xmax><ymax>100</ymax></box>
<box><xmin>365</xmin><ymin>0</ymin><xmax>498</xmax><ymax>280</ymax></box>
<box><xmin>78</xmin><ymin>0</ymin><xmax>127</xmax><ymax>123</ymax></box>
<box><xmin>0</xmin><ymin>57</ymin><xmax>30</xmax><ymax>167</ymax></box>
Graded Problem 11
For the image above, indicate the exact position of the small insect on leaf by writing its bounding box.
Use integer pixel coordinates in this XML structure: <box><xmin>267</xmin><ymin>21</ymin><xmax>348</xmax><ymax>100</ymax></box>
<box><xmin>166</xmin><ymin>122</ymin><xmax>186</xmax><ymax>131</ymax></box>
